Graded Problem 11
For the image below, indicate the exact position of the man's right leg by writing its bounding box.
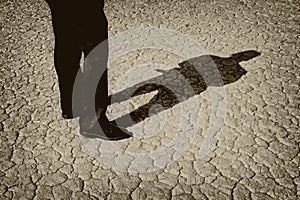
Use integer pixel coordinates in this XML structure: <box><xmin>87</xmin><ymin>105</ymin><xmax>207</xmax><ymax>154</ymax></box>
<box><xmin>48</xmin><ymin>3</ymin><xmax>82</xmax><ymax>119</ymax></box>
<box><xmin>53</xmin><ymin>36</ymin><xmax>82</xmax><ymax>119</ymax></box>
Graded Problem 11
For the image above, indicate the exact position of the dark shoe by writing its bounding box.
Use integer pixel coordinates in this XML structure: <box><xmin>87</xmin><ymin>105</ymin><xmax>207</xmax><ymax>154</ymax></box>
<box><xmin>62</xmin><ymin>113</ymin><xmax>74</xmax><ymax>119</ymax></box>
<box><xmin>62</xmin><ymin>111</ymin><xmax>81</xmax><ymax>119</ymax></box>
<box><xmin>80</xmin><ymin>122</ymin><xmax>132</xmax><ymax>140</ymax></box>
<box><xmin>79</xmin><ymin>108</ymin><xmax>132</xmax><ymax>140</ymax></box>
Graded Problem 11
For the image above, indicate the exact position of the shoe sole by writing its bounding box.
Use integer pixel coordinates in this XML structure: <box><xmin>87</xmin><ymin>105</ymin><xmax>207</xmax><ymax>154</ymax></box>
<box><xmin>80</xmin><ymin>130</ymin><xmax>132</xmax><ymax>140</ymax></box>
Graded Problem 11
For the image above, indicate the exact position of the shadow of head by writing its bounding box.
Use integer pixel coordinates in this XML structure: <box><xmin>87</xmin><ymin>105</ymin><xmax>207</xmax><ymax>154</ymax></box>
<box><xmin>231</xmin><ymin>50</ymin><xmax>261</xmax><ymax>62</ymax></box>
<box><xmin>108</xmin><ymin>50</ymin><xmax>260</xmax><ymax>126</ymax></box>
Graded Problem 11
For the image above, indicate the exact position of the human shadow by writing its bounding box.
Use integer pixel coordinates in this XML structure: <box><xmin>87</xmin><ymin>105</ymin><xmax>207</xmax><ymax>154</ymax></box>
<box><xmin>108</xmin><ymin>50</ymin><xmax>260</xmax><ymax>128</ymax></box>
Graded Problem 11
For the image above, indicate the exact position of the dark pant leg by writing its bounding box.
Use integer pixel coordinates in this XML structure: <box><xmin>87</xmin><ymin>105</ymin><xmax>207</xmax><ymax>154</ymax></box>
<box><xmin>79</xmin><ymin>5</ymin><xmax>109</xmax><ymax>110</ymax></box>
<box><xmin>81</xmin><ymin>41</ymin><xmax>109</xmax><ymax>110</ymax></box>
<box><xmin>53</xmin><ymin>35</ymin><xmax>82</xmax><ymax>116</ymax></box>
<box><xmin>46</xmin><ymin>0</ymin><xmax>108</xmax><ymax>116</ymax></box>
<box><xmin>48</xmin><ymin>2</ymin><xmax>82</xmax><ymax>117</ymax></box>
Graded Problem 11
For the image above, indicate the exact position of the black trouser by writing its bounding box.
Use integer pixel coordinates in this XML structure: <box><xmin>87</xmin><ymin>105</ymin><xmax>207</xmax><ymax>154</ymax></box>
<box><xmin>45</xmin><ymin>0</ymin><xmax>109</xmax><ymax>117</ymax></box>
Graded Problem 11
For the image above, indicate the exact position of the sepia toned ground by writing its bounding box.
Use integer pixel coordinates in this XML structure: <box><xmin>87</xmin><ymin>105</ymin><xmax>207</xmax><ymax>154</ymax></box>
<box><xmin>1</xmin><ymin>0</ymin><xmax>299</xmax><ymax>199</ymax></box>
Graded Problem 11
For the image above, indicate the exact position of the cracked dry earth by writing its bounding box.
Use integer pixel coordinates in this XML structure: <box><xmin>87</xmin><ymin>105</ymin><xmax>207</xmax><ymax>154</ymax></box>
<box><xmin>1</xmin><ymin>0</ymin><xmax>300</xmax><ymax>199</ymax></box>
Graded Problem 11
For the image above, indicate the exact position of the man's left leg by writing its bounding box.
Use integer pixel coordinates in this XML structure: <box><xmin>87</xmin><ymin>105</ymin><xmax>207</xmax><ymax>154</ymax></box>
<box><xmin>78</xmin><ymin>6</ymin><xmax>132</xmax><ymax>140</ymax></box>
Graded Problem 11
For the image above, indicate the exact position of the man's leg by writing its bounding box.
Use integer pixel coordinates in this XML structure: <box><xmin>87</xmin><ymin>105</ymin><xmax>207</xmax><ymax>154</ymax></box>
<box><xmin>48</xmin><ymin>2</ymin><xmax>82</xmax><ymax>119</ymax></box>
<box><xmin>53</xmin><ymin>36</ymin><xmax>82</xmax><ymax>119</ymax></box>
<box><xmin>78</xmin><ymin>2</ymin><xmax>132</xmax><ymax>139</ymax></box>
<box><xmin>77</xmin><ymin>0</ymin><xmax>109</xmax><ymax>117</ymax></box>
<box><xmin>79</xmin><ymin>16</ymin><xmax>110</xmax><ymax>129</ymax></box>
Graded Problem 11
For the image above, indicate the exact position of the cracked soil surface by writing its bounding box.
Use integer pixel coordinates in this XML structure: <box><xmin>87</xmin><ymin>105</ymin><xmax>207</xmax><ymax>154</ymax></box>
<box><xmin>1</xmin><ymin>0</ymin><xmax>299</xmax><ymax>199</ymax></box>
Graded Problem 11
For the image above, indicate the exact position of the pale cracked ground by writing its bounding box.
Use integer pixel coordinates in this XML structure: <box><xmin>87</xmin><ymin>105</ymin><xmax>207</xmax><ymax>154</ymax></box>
<box><xmin>1</xmin><ymin>0</ymin><xmax>299</xmax><ymax>199</ymax></box>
